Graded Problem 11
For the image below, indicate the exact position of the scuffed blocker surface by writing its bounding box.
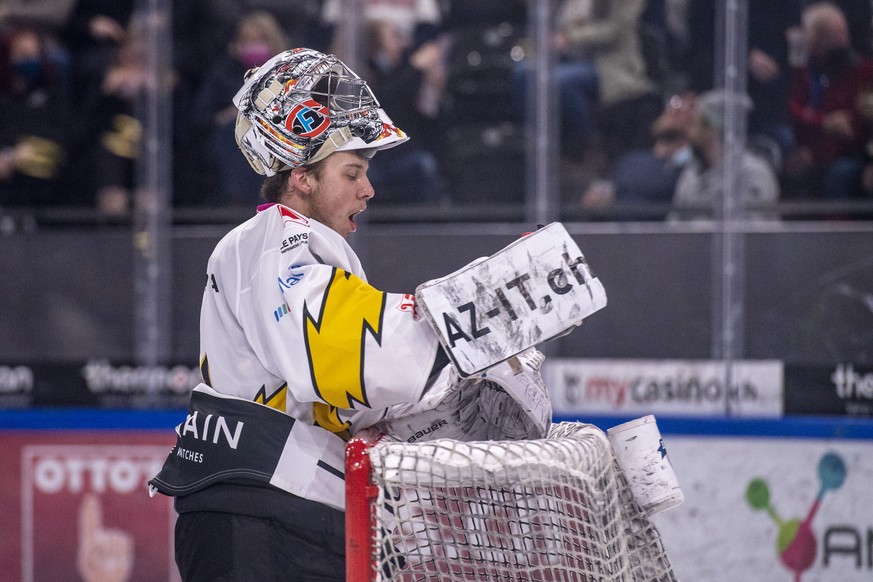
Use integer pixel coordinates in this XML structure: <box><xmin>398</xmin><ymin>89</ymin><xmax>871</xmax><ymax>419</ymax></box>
<box><xmin>415</xmin><ymin>223</ymin><xmax>607</xmax><ymax>377</ymax></box>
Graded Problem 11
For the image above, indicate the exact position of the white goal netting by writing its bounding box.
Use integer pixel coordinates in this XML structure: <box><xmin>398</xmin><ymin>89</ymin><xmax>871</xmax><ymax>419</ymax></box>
<box><xmin>348</xmin><ymin>422</ymin><xmax>677</xmax><ymax>582</ymax></box>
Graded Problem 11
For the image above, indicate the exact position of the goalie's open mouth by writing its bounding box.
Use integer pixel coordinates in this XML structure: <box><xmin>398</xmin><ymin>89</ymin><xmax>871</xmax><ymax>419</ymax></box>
<box><xmin>349</xmin><ymin>208</ymin><xmax>365</xmax><ymax>232</ymax></box>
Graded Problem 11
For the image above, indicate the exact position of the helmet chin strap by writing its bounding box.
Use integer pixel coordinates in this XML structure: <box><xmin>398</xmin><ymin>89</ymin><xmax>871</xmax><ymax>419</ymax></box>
<box><xmin>254</xmin><ymin>79</ymin><xmax>286</xmax><ymax>113</ymax></box>
<box><xmin>234</xmin><ymin>113</ymin><xmax>287</xmax><ymax>176</ymax></box>
<box><xmin>305</xmin><ymin>127</ymin><xmax>353</xmax><ymax>165</ymax></box>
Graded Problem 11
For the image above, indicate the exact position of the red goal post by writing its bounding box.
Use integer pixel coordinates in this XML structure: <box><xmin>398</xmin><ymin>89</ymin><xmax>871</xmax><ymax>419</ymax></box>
<box><xmin>345</xmin><ymin>422</ymin><xmax>677</xmax><ymax>582</ymax></box>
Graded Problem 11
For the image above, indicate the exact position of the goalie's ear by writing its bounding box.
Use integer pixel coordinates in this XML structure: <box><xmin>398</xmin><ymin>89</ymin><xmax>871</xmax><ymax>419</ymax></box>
<box><xmin>289</xmin><ymin>166</ymin><xmax>315</xmax><ymax>195</ymax></box>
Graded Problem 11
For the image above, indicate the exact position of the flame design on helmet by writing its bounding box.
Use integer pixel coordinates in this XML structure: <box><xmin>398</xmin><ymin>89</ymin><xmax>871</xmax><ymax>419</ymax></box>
<box><xmin>233</xmin><ymin>48</ymin><xmax>408</xmax><ymax>175</ymax></box>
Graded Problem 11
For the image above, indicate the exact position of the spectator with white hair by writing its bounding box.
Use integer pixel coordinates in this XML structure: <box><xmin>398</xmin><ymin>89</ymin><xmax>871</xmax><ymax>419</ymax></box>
<box><xmin>785</xmin><ymin>1</ymin><xmax>873</xmax><ymax>200</ymax></box>
<box><xmin>668</xmin><ymin>90</ymin><xmax>780</xmax><ymax>221</ymax></box>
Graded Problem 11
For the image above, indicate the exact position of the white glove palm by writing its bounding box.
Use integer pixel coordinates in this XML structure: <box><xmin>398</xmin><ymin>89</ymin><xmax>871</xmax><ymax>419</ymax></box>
<box><xmin>375</xmin><ymin>348</ymin><xmax>551</xmax><ymax>443</ymax></box>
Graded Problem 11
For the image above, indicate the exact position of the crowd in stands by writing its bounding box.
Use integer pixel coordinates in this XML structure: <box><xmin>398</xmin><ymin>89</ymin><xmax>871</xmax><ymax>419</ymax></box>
<box><xmin>1</xmin><ymin>0</ymin><xmax>873</xmax><ymax>220</ymax></box>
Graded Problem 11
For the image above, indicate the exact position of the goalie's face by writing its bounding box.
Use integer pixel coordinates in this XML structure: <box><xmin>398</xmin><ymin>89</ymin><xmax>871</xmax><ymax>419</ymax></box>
<box><xmin>295</xmin><ymin>151</ymin><xmax>374</xmax><ymax>239</ymax></box>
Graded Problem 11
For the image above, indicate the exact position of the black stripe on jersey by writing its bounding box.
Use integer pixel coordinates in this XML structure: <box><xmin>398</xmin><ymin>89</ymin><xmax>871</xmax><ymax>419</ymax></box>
<box><xmin>317</xmin><ymin>459</ymin><xmax>344</xmax><ymax>480</ymax></box>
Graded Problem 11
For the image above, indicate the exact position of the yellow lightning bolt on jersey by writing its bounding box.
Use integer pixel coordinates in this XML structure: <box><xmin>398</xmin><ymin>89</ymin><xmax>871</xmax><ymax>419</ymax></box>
<box><xmin>304</xmin><ymin>267</ymin><xmax>385</xmax><ymax>409</ymax></box>
<box><xmin>254</xmin><ymin>383</ymin><xmax>288</xmax><ymax>412</ymax></box>
<box><xmin>312</xmin><ymin>402</ymin><xmax>351</xmax><ymax>437</ymax></box>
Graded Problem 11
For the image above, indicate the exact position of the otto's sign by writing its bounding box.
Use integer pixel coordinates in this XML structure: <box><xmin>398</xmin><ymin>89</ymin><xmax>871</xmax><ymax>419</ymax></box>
<box><xmin>6</xmin><ymin>438</ymin><xmax>177</xmax><ymax>582</ymax></box>
<box><xmin>416</xmin><ymin>223</ymin><xmax>607</xmax><ymax>376</ymax></box>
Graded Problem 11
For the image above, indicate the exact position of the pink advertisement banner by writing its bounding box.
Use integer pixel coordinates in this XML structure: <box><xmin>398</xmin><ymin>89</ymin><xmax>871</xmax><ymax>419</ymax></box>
<box><xmin>0</xmin><ymin>431</ymin><xmax>178</xmax><ymax>582</ymax></box>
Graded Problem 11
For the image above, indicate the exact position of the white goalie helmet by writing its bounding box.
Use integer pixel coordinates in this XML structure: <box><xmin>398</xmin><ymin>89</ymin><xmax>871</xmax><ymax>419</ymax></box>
<box><xmin>232</xmin><ymin>47</ymin><xmax>409</xmax><ymax>176</ymax></box>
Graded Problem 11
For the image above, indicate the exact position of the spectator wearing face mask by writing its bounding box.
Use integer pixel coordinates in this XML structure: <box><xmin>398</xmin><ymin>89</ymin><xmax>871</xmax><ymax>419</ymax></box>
<box><xmin>61</xmin><ymin>0</ymin><xmax>135</xmax><ymax>110</ymax></box>
<box><xmin>784</xmin><ymin>2</ymin><xmax>873</xmax><ymax>200</ymax></box>
<box><xmin>581</xmin><ymin>93</ymin><xmax>695</xmax><ymax>218</ymax></box>
<box><xmin>191</xmin><ymin>10</ymin><xmax>290</xmax><ymax>206</ymax></box>
<box><xmin>0</xmin><ymin>24</ymin><xmax>73</xmax><ymax>207</ymax></box>
<box><xmin>669</xmin><ymin>90</ymin><xmax>781</xmax><ymax>221</ymax></box>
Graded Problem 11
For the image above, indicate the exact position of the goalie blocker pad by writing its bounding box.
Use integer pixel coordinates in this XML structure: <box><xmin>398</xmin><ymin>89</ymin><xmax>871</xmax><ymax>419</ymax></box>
<box><xmin>415</xmin><ymin>222</ymin><xmax>607</xmax><ymax>377</ymax></box>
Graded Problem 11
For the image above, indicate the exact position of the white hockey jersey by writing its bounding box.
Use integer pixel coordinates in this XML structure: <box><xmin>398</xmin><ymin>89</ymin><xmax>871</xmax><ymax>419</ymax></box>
<box><xmin>197</xmin><ymin>202</ymin><xmax>444</xmax><ymax>509</ymax></box>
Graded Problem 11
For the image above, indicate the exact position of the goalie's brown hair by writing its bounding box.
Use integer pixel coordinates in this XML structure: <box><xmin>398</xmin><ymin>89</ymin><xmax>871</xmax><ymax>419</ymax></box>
<box><xmin>260</xmin><ymin>160</ymin><xmax>327</xmax><ymax>203</ymax></box>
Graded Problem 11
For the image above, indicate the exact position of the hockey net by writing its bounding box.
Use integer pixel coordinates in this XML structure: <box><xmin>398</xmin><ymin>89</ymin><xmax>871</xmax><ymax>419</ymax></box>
<box><xmin>345</xmin><ymin>422</ymin><xmax>677</xmax><ymax>582</ymax></box>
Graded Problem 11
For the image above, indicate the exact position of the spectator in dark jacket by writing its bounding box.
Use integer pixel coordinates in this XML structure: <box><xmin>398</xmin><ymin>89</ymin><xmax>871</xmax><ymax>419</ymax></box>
<box><xmin>0</xmin><ymin>25</ymin><xmax>73</xmax><ymax>207</ymax></box>
<box><xmin>786</xmin><ymin>2</ymin><xmax>873</xmax><ymax>199</ymax></box>
<box><xmin>192</xmin><ymin>10</ymin><xmax>290</xmax><ymax>206</ymax></box>
<box><xmin>359</xmin><ymin>19</ymin><xmax>446</xmax><ymax>204</ymax></box>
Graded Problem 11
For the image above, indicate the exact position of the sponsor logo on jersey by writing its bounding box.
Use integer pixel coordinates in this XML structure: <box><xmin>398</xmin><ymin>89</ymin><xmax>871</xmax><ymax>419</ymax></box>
<box><xmin>396</xmin><ymin>293</ymin><xmax>417</xmax><ymax>317</ymax></box>
<box><xmin>286</xmin><ymin>98</ymin><xmax>330</xmax><ymax>138</ymax></box>
<box><xmin>273</xmin><ymin>303</ymin><xmax>290</xmax><ymax>321</ymax></box>
<box><xmin>177</xmin><ymin>410</ymin><xmax>244</xmax><ymax>450</ymax></box>
<box><xmin>277</xmin><ymin>264</ymin><xmax>305</xmax><ymax>293</ymax></box>
<box><xmin>280</xmin><ymin>232</ymin><xmax>309</xmax><ymax>253</ymax></box>
<box><xmin>278</xmin><ymin>205</ymin><xmax>309</xmax><ymax>227</ymax></box>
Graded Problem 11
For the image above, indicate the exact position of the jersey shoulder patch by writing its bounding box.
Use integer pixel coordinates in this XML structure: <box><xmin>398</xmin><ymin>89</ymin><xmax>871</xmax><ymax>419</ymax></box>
<box><xmin>278</xmin><ymin>205</ymin><xmax>310</xmax><ymax>228</ymax></box>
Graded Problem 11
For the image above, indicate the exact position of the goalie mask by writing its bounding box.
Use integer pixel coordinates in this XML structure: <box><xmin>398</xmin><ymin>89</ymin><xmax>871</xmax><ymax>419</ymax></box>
<box><xmin>232</xmin><ymin>48</ymin><xmax>408</xmax><ymax>176</ymax></box>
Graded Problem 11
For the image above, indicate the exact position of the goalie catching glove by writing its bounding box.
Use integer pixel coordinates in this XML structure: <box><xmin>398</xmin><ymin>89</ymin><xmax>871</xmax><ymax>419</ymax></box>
<box><xmin>373</xmin><ymin>348</ymin><xmax>551</xmax><ymax>443</ymax></box>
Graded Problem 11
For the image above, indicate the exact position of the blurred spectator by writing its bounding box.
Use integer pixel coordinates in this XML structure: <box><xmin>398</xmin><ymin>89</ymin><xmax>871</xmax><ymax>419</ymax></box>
<box><xmin>170</xmin><ymin>0</ymin><xmax>248</xmax><ymax>206</ymax></box>
<box><xmin>514</xmin><ymin>0</ymin><xmax>660</xmax><ymax>161</ymax></box>
<box><xmin>73</xmin><ymin>11</ymin><xmax>176</xmax><ymax>215</ymax></box>
<box><xmin>582</xmin><ymin>93</ymin><xmax>694</xmax><ymax>215</ymax></box>
<box><xmin>61</xmin><ymin>0</ymin><xmax>134</xmax><ymax>109</ymax></box>
<box><xmin>687</xmin><ymin>0</ymin><xmax>802</xmax><ymax>159</ymax></box>
<box><xmin>0</xmin><ymin>24</ymin><xmax>73</xmax><ymax>207</ymax></box>
<box><xmin>192</xmin><ymin>9</ymin><xmax>289</xmax><ymax>206</ymax></box>
<box><xmin>321</xmin><ymin>0</ymin><xmax>443</xmax><ymax>51</ymax></box>
<box><xmin>172</xmin><ymin>0</ymin><xmax>245</xmax><ymax>95</ymax></box>
<box><xmin>668</xmin><ymin>90</ymin><xmax>780</xmax><ymax>221</ymax></box>
<box><xmin>243</xmin><ymin>1</ymin><xmax>329</xmax><ymax>51</ymax></box>
<box><xmin>785</xmin><ymin>2</ymin><xmax>873</xmax><ymax>200</ymax></box>
<box><xmin>362</xmin><ymin>19</ymin><xmax>446</xmax><ymax>204</ymax></box>
<box><xmin>821</xmin><ymin>0</ymin><xmax>873</xmax><ymax>56</ymax></box>
<box><xmin>657</xmin><ymin>0</ymin><xmax>693</xmax><ymax>93</ymax></box>
<box><xmin>0</xmin><ymin>0</ymin><xmax>77</xmax><ymax>30</ymax></box>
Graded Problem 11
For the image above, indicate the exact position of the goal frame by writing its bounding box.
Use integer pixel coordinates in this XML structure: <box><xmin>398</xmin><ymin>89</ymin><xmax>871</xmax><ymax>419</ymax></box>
<box><xmin>346</xmin><ymin>429</ymin><xmax>380</xmax><ymax>582</ymax></box>
<box><xmin>345</xmin><ymin>422</ymin><xmax>678</xmax><ymax>582</ymax></box>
